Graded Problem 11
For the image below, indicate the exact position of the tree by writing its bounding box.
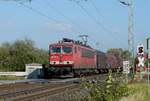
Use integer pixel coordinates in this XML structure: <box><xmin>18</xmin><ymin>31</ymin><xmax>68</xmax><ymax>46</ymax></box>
<box><xmin>121</xmin><ymin>50</ymin><xmax>131</xmax><ymax>60</ymax></box>
<box><xmin>107</xmin><ymin>48</ymin><xmax>132</xmax><ymax>60</ymax></box>
<box><xmin>107</xmin><ymin>48</ymin><xmax>123</xmax><ymax>58</ymax></box>
<box><xmin>0</xmin><ymin>38</ymin><xmax>49</xmax><ymax>71</ymax></box>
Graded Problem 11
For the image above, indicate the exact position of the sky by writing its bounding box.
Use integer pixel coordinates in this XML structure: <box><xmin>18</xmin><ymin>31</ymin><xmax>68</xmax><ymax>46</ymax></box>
<box><xmin>0</xmin><ymin>0</ymin><xmax>149</xmax><ymax>51</ymax></box>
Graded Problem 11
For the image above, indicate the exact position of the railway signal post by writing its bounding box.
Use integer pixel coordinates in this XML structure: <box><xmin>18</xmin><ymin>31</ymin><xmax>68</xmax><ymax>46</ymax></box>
<box><xmin>136</xmin><ymin>45</ymin><xmax>146</xmax><ymax>80</ymax></box>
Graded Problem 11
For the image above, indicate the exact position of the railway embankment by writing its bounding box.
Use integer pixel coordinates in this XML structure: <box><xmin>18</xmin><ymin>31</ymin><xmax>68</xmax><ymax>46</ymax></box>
<box><xmin>63</xmin><ymin>73</ymin><xmax>150</xmax><ymax>101</ymax></box>
<box><xmin>0</xmin><ymin>73</ymin><xmax>149</xmax><ymax>101</ymax></box>
<box><xmin>73</xmin><ymin>73</ymin><xmax>150</xmax><ymax>101</ymax></box>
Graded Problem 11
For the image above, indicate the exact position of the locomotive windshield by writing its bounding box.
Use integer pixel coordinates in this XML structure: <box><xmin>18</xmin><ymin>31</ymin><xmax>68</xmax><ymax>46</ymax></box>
<box><xmin>52</xmin><ymin>46</ymin><xmax>61</xmax><ymax>53</ymax></box>
<box><xmin>51</xmin><ymin>46</ymin><xmax>72</xmax><ymax>54</ymax></box>
<box><xmin>62</xmin><ymin>46</ymin><xmax>72</xmax><ymax>53</ymax></box>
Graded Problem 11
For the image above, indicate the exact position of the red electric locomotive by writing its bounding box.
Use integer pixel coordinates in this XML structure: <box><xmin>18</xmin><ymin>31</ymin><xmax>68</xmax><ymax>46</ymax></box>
<box><xmin>49</xmin><ymin>38</ymin><xmax>97</xmax><ymax>77</ymax></box>
<box><xmin>49</xmin><ymin>38</ymin><xmax>123</xmax><ymax>77</ymax></box>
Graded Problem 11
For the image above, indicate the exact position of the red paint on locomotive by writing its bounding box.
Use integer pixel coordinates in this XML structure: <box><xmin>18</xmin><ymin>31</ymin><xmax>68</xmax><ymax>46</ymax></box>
<box><xmin>49</xmin><ymin>43</ymin><xmax>96</xmax><ymax>69</ymax></box>
<box><xmin>50</xmin><ymin>43</ymin><xmax>74</xmax><ymax>66</ymax></box>
<box><xmin>49</xmin><ymin>38</ymin><xmax>123</xmax><ymax>77</ymax></box>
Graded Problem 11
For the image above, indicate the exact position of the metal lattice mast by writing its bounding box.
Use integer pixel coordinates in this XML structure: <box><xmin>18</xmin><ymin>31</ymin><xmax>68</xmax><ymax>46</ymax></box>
<box><xmin>119</xmin><ymin>0</ymin><xmax>135</xmax><ymax>73</ymax></box>
<box><xmin>129</xmin><ymin>0</ymin><xmax>135</xmax><ymax>74</ymax></box>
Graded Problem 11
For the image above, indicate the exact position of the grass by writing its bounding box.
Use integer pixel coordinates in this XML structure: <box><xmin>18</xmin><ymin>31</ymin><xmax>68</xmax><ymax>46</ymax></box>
<box><xmin>120</xmin><ymin>82</ymin><xmax>150</xmax><ymax>101</ymax></box>
<box><xmin>70</xmin><ymin>72</ymin><xmax>150</xmax><ymax>101</ymax></box>
<box><xmin>0</xmin><ymin>68</ymin><xmax>15</xmax><ymax>72</ymax></box>
<box><xmin>0</xmin><ymin>76</ymin><xmax>25</xmax><ymax>80</ymax></box>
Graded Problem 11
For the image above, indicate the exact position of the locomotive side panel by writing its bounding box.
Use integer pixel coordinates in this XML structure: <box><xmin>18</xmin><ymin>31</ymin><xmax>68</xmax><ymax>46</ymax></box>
<box><xmin>72</xmin><ymin>45</ymin><xmax>80</xmax><ymax>67</ymax></box>
<box><xmin>73</xmin><ymin>45</ymin><xmax>97</xmax><ymax>69</ymax></box>
<box><xmin>71</xmin><ymin>45</ymin><xmax>97</xmax><ymax>75</ymax></box>
<box><xmin>80</xmin><ymin>48</ymin><xmax>96</xmax><ymax>68</ymax></box>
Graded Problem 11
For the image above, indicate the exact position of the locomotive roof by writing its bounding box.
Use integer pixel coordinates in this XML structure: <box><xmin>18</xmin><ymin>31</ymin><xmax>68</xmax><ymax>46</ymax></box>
<box><xmin>50</xmin><ymin>42</ymin><xmax>92</xmax><ymax>49</ymax></box>
<box><xmin>50</xmin><ymin>38</ymin><xmax>92</xmax><ymax>49</ymax></box>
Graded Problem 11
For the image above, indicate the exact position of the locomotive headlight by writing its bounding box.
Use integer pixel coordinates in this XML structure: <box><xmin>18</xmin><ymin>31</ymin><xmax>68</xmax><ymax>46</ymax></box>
<box><xmin>50</xmin><ymin>61</ymin><xmax>53</xmax><ymax>64</ymax></box>
<box><xmin>63</xmin><ymin>61</ymin><xmax>73</xmax><ymax>64</ymax></box>
<box><xmin>63</xmin><ymin>61</ymin><xmax>67</xmax><ymax>64</ymax></box>
<box><xmin>55</xmin><ymin>61</ymin><xmax>59</xmax><ymax>64</ymax></box>
<box><xmin>50</xmin><ymin>61</ymin><xmax>59</xmax><ymax>64</ymax></box>
<box><xmin>69</xmin><ymin>61</ymin><xmax>73</xmax><ymax>64</ymax></box>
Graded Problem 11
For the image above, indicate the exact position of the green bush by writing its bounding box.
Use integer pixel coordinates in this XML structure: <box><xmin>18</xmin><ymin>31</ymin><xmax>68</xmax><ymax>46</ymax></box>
<box><xmin>75</xmin><ymin>73</ymin><xmax>134</xmax><ymax>101</ymax></box>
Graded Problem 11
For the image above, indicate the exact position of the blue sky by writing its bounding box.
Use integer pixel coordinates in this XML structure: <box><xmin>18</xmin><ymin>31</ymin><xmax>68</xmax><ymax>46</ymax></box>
<box><xmin>0</xmin><ymin>0</ymin><xmax>149</xmax><ymax>51</ymax></box>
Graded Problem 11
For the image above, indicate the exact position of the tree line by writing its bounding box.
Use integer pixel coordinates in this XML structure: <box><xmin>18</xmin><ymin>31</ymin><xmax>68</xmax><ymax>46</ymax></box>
<box><xmin>107</xmin><ymin>48</ymin><xmax>149</xmax><ymax>69</ymax></box>
<box><xmin>0</xmin><ymin>38</ymin><xmax>49</xmax><ymax>71</ymax></box>
<box><xmin>107</xmin><ymin>48</ymin><xmax>131</xmax><ymax>60</ymax></box>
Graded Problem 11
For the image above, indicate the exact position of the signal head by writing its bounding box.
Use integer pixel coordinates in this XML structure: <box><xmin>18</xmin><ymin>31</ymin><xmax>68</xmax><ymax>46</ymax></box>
<box><xmin>137</xmin><ymin>45</ymin><xmax>144</xmax><ymax>55</ymax></box>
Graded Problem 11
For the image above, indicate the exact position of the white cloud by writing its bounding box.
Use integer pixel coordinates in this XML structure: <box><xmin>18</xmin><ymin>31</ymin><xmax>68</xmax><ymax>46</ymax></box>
<box><xmin>56</xmin><ymin>23</ymin><xmax>72</xmax><ymax>31</ymax></box>
<box><xmin>111</xmin><ymin>27</ymin><xmax>120</xmax><ymax>33</ymax></box>
<box><xmin>42</xmin><ymin>22</ymin><xmax>73</xmax><ymax>31</ymax></box>
<box><xmin>0</xmin><ymin>21</ymin><xmax>16</xmax><ymax>29</ymax></box>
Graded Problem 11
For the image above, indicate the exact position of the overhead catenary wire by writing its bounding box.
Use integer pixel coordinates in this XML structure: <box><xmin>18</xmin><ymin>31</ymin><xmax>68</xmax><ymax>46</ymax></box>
<box><xmin>89</xmin><ymin>0</ymin><xmax>126</xmax><ymax>42</ymax></box>
<box><xmin>45</xmin><ymin>0</ymin><xmax>91</xmax><ymax>34</ymax></box>
<box><xmin>15</xmin><ymin>0</ymin><xmax>126</xmax><ymax>49</ymax></box>
<box><xmin>15</xmin><ymin>0</ymin><xmax>82</xmax><ymax>34</ymax></box>
<box><xmin>40</xmin><ymin>0</ymin><xmax>119</xmax><ymax>49</ymax></box>
<box><xmin>15</xmin><ymin>1</ymin><xmax>59</xmax><ymax>23</ymax></box>
<box><xmin>75</xmin><ymin>0</ymin><xmax>122</xmax><ymax>50</ymax></box>
<box><xmin>72</xmin><ymin>0</ymin><xmax>127</xmax><ymax>47</ymax></box>
<box><xmin>89</xmin><ymin>0</ymin><xmax>104</xmax><ymax>18</ymax></box>
<box><xmin>43</xmin><ymin>0</ymin><xmax>78</xmax><ymax>26</ymax></box>
<box><xmin>40</xmin><ymin>0</ymin><xmax>85</xmax><ymax>34</ymax></box>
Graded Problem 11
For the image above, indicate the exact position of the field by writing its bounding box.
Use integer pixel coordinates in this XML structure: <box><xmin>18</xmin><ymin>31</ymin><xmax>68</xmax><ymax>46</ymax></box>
<box><xmin>0</xmin><ymin>76</ymin><xmax>25</xmax><ymax>80</ymax></box>
<box><xmin>120</xmin><ymin>82</ymin><xmax>150</xmax><ymax>101</ymax></box>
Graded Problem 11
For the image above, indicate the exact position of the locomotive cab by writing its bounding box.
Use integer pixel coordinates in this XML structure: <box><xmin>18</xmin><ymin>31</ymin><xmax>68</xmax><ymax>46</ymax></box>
<box><xmin>50</xmin><ymin>44</ymin><xmax>73</xmax><ymax>65</ymax></box>
<box><xmin>49</xmin><ymin>43</ymin><xmax>74</xmax><ymax>77</ymax></box>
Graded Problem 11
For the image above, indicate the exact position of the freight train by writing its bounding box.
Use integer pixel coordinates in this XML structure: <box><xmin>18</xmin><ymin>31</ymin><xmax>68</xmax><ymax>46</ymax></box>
<box><xmin>49</xmin><ymin>38</ymin><xmax>123</xmax><ymax>77</ymax></box>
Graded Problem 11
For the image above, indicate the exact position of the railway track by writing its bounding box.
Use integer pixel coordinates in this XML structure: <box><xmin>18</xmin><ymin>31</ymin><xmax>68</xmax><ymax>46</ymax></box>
<box><xmin>0</xmin><ymin>82</ymin><xmax>42</xmax><ymax>91</ymax></box>
<box><xmin>14</xmin><ymin>84</ymin><xmax>80</xmax><ymax>101</ymax></box>
<box><xmin>0</xmin><ymin>73</ymin><xmax>123</xmax><ymax>101</ymax></box>
<box><xmin>0</xmin><ymin>82</ymin><xmax>80</xmax><ymax>101</ymax></box>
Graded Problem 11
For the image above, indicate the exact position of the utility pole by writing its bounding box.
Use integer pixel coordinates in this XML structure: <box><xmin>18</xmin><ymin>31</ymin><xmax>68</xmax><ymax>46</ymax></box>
<box><xmin>119</xmin><ymin>0</ymin><xmax>135</xmax><ymax>75</ymax></box>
